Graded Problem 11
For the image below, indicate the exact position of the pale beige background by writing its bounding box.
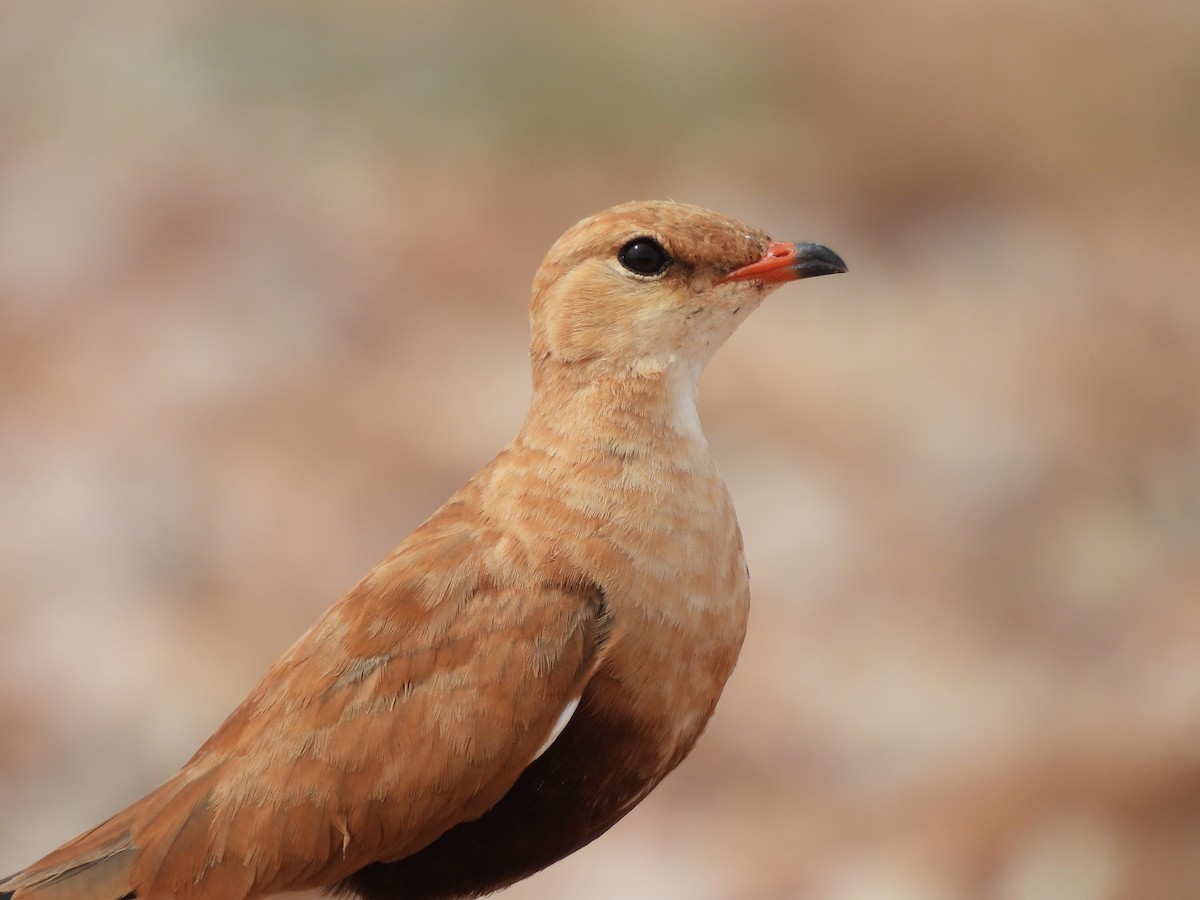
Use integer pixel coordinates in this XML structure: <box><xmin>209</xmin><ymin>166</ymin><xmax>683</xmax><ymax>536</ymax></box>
<box><xmin>1</xmin><ymin>3</ymin><xmax>1198</xmax><ymax>898</ymax></box>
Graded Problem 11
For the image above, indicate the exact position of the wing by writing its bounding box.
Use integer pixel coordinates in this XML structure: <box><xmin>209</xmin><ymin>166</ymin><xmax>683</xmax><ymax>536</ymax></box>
<box><xmin>1</xmin><ymin>500</ymin><xmax>611</xmax><ymax>900</ymax></box>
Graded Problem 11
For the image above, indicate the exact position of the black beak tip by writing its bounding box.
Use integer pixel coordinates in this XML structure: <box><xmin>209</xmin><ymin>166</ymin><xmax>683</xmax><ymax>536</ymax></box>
<box><xmin>794</xmin><ymin>242</ymin><xmax>848</xmax><ymax>278</ymax></box>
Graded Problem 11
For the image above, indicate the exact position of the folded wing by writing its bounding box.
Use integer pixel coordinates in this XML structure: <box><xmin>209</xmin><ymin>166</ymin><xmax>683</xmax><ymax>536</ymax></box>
<box><xmin>0</xmin><ymin>503</ymin><xmax>610</xmax><ymax>900</ymax></box>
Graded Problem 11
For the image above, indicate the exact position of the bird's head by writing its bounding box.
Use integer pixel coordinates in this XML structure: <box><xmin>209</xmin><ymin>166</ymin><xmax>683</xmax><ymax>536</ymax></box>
<box><xmin>528</xmin><ymin>200</ymin><xmax>846</xmax><ymax>380</ymax></box>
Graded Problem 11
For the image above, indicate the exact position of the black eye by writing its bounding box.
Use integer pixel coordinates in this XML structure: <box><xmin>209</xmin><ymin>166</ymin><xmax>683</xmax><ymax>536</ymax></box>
<box><xmin>618</xmin><ymin>238</ymin><xmax>671</xmax><ymax>276</ymax></box>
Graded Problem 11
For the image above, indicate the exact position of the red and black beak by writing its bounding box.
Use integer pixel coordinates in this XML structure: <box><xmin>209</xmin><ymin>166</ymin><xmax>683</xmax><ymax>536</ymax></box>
<box><xmin>716</xmin><ymin>241</ymin><xmax>847</xmax><ymax>286</ymax></box>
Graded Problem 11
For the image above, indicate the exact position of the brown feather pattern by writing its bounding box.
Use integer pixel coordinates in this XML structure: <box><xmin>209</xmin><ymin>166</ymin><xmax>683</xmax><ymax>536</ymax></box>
<box><xmin>0</xmin><ymin>200</ymin><xmax>845</xmax><ymax>900</ymax></box>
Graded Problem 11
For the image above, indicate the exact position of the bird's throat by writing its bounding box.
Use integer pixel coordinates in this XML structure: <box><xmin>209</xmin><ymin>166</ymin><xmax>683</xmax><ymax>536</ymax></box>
<box><xmin>526</xmin><ymin>358</ymin><xmax>709</xmax><ymax>457</ymax></box>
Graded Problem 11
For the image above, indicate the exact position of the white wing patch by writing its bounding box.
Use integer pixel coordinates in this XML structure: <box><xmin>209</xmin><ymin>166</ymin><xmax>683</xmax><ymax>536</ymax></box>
<box><xmin>533</xmin><ymin>697</ymin><xmax>580</xmax><ymax>761</ymax></box>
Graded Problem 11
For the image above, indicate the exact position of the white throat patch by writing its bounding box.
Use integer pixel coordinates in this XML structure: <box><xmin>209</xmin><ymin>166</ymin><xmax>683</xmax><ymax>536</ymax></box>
<box><xmin>667</xmin><ymin>361</ymin><xmax>705</xmax><ymax>441</ymax></box>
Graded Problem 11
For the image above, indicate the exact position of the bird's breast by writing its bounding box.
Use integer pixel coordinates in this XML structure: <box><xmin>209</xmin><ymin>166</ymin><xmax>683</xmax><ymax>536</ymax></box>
<box><xmin>574</xmin><ymin>456</ymin><xmax>751</xmax><ymax>760</ymax></box>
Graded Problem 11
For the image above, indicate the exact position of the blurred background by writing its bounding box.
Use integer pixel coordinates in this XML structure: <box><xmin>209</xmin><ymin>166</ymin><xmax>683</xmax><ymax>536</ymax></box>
<box><xmin>1</xmin><ymin>2</ymin><xmax>1198</xmax><ymax>898</ymax></box>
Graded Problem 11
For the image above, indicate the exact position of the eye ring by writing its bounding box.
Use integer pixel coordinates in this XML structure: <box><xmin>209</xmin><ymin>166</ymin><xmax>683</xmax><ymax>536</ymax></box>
<box><xmin>618</xmin><ymin>238</ymin><xmax>671</xmax><ymax>277</ymax></box>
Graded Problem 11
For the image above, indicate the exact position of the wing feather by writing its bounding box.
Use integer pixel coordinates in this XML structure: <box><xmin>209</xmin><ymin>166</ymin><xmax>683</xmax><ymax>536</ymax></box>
<box><xmin>1</xmin><ymin>502</ymin><xmax>610</xmax><ymax>900</ymax></box>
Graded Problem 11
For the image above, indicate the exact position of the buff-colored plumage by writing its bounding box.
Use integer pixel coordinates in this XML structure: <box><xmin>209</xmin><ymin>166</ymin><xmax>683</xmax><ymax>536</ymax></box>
<box><xmin>0</xmin><ymin>201</ymin><xmax>845</xmax><ymax>900</ymax></box>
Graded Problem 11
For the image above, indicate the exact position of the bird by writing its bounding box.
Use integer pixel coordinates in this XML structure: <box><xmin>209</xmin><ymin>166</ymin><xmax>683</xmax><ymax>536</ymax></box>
<box><xmin>0</xmin><ymin>200</ymin><xmax>846</xmax><ymax>900</ymax></box>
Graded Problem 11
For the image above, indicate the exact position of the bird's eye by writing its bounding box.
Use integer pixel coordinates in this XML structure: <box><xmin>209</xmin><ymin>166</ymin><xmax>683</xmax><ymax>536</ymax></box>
<box><xmin>618</xmin><ymin>238</ymin><xmax>671</xmax><ymax>277</ymax></box>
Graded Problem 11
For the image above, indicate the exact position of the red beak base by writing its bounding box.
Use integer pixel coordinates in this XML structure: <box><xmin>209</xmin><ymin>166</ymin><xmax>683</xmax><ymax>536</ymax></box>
<box><xmin>716</xmin><ymin>241</ymin><xmax>848</xmax><ymax>286</ymax></box>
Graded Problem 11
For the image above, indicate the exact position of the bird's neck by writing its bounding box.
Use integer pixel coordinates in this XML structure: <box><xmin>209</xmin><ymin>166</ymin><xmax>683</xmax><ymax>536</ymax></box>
<box><xmin>522</xmin><ymin>357</ymin><xmax>708</xmax><ymax>459</ymax></box>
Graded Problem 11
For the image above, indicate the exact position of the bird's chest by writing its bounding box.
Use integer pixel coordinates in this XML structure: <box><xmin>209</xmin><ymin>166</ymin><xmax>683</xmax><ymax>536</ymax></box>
<box><xmin>582</xmin><ymin>468</ymin><xmax>751</xmax><ymax>768</ymax></box>
<box><xmin>492</xmin><ymin>441</ymin><xmax>751</xmax><ymax>775</ymax></box>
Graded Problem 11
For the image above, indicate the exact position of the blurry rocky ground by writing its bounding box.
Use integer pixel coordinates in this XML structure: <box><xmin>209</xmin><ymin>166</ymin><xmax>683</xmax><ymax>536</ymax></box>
<box><xmin>1</xmin><ymin>2</ymin><xmax>1198</xmax><ymax>898</ymax></box>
